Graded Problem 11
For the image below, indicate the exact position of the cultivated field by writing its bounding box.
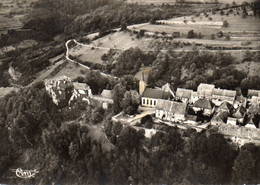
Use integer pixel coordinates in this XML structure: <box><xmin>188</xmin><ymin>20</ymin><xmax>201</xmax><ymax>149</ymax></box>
<box><xmin>0</xmin><ymin>0</ymin><xmax>37</xmax><ymax>34</ymax></box>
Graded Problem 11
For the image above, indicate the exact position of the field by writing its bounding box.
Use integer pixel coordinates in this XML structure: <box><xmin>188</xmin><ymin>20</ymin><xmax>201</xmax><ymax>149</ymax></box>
<box><xmin>0</xmin><ymin>0</ymin><xmax>37</xmax><ymax>34</ymax></box>
<box><xmin>235</xmin><ymin>61</ymin><xmax>260</xmax><ymax>77</ymax></box>
<box><xmin>130</xmin><ymin>8</ymin><xmax>260</xmax><ymax>49</ymax></box>
<box><xmin>126</xmin><ymin>0</ymin><xmax>257</xmax><ymax>5</ymax></box>
<box><xmin>0</xmin><ymin>87</ymin><xmax>18</xmax><ymax>98</ymax></box>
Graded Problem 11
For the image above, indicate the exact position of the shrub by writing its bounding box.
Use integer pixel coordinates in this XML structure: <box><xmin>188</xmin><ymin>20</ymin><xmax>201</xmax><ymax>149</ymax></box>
<box><xmin>222</xmin><ymin>20</ymin><xmax>229</xmax><ymax>27</ymax></box>
<box><xmin>225</xmin><ymin>35</ymin><xmax>230</xmax><ymax>40</ymax></box>
<box><xmin>139</xmin><ymin>29</ymin><xmax>145</xmax><ymax>37</ymax></box>
<box><xmin>144</xmin><ymin>121</ymin><xmax>153</xmax><ymax>129</ymax></box>
<box><xmin>211</xmin><ymin>34</ymin><xmax>215</xmax><ymax>40</ymax></box>
<box><xmin>220</xmin><ymin>10</ymin><xmax>225</xmax><ymax>15</ymax></box>
<box><xmin>218</xmin><ymin>31</ymin><xmax>224</xmax><ymax>38</ymax></box>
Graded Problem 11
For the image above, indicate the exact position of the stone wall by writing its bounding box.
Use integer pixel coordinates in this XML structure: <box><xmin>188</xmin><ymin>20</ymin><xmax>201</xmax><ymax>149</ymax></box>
<box><xmin>217</xmin><ymin>124</ymin><xmax>260</xmax><ymax>140</ymax></box>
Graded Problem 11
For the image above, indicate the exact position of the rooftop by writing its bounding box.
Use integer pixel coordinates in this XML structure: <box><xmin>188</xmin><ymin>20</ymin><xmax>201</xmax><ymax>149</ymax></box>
<box><xmin>156</xmin><ymin>99</ymin><xmax>187</xmax><ymax>115</ymax></box>
<box><xmin>176</xmin><ymin>88</ymin><xmax>193</xmax><ymax>99</ymax></box>
<box><xmin>212</xmin><ymin>88</ymin><xmax>236</xmax><ymax>97</ymax></box>
<box><xmin>143</xmin><ymin>88</ymin><xmax>172</xmax><ymax>100</ymax></box>
<box><xmin>194</xmin><ymin>98</ymin><xmax>215</xmax><ymax>109</ymax></box>
<box><xmin>101</xmin><ymin>89</ymin><xmax>114</xmax><ymax>99</ymax></box>
<box><xmin>248</xmin><ymin>89</ymin><xmax>260</xmax><ymax>97</ymax></box>
<box><xmin>73</xmin><ymin>82</ymin><xmax>89</xmax><ymax>90</ymax></box>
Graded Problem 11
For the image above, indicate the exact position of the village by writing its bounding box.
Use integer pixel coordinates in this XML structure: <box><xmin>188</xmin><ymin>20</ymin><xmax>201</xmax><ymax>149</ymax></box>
<box><xmin>45</xmin><ymin>70</ymin><xmax>260</xmax><ymax>137</ymax></box>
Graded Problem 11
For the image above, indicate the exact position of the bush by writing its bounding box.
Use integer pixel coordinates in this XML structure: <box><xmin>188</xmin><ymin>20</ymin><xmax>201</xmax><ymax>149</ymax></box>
<box><xmin>217</xmin><ymin>31</ymin><xmax>224</xmax><ymax>38</ymax></box>
<box><xmin>225</xmin><ymin>35</ymin><xmax>231</xmax><ymax>40</ymax></box>
<box><xmin>211</xmin><ymin>34</ymin><xmax>215</xmax><ymax>40</ymax></box>
<box><xmin>139</xmin><ymin>29</ymin><xmax>145</xmax><ymax>37</ymax></box>
<box><xmin>144</xmin><ymin>121</ymin><xmax>153</xmax><ymax>129</ymax></box>
<box><xmin>222</xmin><ymin>20</ymin><xmax>229</xmax><ymax>27</ymax></box>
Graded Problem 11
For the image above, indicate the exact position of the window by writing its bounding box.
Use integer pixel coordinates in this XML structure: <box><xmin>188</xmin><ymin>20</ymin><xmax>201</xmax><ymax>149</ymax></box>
<box><xmin>154</xmin><ymin>100</ymin><xmax>156</xmax><ymax>106</ymax></box>
<box><xmin>150</xmin><ymin>100</ymin><xmax>152</xmax><ymax>105</ymax></box>
<box><xmin>143</xmin><ymin>98</ymin><xmax>145</xmax><ymax>105</ymax></box>
<box><xmin>147</xmin><ymin>99</ymin><xmax>149</xmax><ymax>105</ymax></box>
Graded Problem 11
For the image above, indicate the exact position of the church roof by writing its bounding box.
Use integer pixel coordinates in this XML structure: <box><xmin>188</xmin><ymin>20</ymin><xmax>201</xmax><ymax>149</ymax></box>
<box><xmin>143</xmin><ymin>88</ymin><xmax>172</xmax><ymax>99</ymax></box>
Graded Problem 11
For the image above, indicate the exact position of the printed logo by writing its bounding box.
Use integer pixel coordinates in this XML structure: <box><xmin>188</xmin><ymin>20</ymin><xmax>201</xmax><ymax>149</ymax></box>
<box><xmin>11</xmin><ymin>168</ymin><xmax>39</xmax><ymax>179</ymax></box>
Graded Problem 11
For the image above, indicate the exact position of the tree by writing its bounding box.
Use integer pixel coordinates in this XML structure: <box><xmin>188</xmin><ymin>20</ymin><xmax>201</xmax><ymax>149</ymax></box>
<box><xmin>139</xmin><ymin>29</ymin><xmax>145</xmax><ymax>37</ymax></box>
<box><xmin>187</xmin><ymin>30</ymin><xmax>196</xmax><ymax>38</ymax></box>
<box><xmin>112</xmin><ymin>84</ymin><xmax>126</xmax><ymax>113</ymax></box>
<box><xmin>232</xmin><ymin>143</ymin><xmax>258</xmax><ymax>184</ymax></box>
<box><xmin>122</xmin><ymin>90</ymin><xmax>140</xmax><ymax>115</ymax></box>
<box><xmin>120</xmin><ymin>21</ymin><xmax>127</xmax><ymax>31</ymax></box>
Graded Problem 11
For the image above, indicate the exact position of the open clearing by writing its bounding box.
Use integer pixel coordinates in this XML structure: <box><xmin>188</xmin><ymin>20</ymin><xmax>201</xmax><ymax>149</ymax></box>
<box><xmin>70</xmin><ymin>45</ymin><xmax>110</xmax><ymax>65</ymax></box>
<box><xmin>52</xmin><ymin>61</ymin><xmax>87</xmax><ymax>80</ymax></box>
<box><xmin>93</xmin><ymin>31</ymin><xmax>153</xmax><ymax>51</ymax></box>
<box><xmin>131</xmin><ymin>8</ymin><xmax>260</xmax><ymax>49</ymax></box>
<box><xmin>235</xmin><ymin>61</ymin><xmax>260</xmax><ymax>77</ymax></box>
<box><xmin>0</xmin><ymin>87</ymin><xmax>18</xmax><ymax>98</ymax></box>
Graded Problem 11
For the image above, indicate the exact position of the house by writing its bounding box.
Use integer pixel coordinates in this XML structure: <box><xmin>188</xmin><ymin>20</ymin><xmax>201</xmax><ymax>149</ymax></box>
<box><xmin>175</xmin><ymin>88</ymin><xmax>193</xmax><ymax>102</ymax></box>
<box><xmin>69</xmin><ymin>82</ymin><xmax>92</xmax><ymax>105</ymax></box>
<box><xmin>248</xmin><ymin>104</ymin><xmax>260</xmax><ymax>115</ymax></box>
<box><xmin>227</xmin><ymin>117</ymin><xmax>237</xmax><ymax>126</ymax></box>
<box><xmin>193</xmin><ymin>98</ymin><xmax>215</xmax><ymax>116</ymax></box>
<box><xmin>191</xmin><ymin>91</ymin><xmax>199</xmax><ymax>104</ymax></box>
<box><xmin>216</xmin><ymin>101</ymin><xmax>233</xmax><ymax>113</ymax></box>
<box><xmin>186</xmin><ymin>114</ymin><xmax>198</xmax><ymax>124</ymax></box>
<box><xmin>211</xmin><ymin>88</ymin><xmax>236</xmax><ymax>106</ymax></box>
<box><xmin>247</xmin><ymin>89</ymin><xmax>260</xmax><ymax>98</ymax></box>
<box><xmin>155</xmin><ymin>99</ymin><xmax>187</xmax><ymax>121</ymax></box>
<box><xmin>45</xmin><ymin>76</ymin><xmax>74</xmax><ymax>106</ymax></box>
<box><xmin>234</xmin><ymin>95</ymin><xmax>247</xmax><ymax>109</ymax></box>
<box><xmin>250</xmin><ymin>96</ymin><xmax>260</xmax><ymax>106</ymax></box>
<box><xmin>161</xmin><ymin>83</ymin><xmax>175</xmax><ymax>98</ymax></box>
<box><xmin>231</xmin><ymin>105</ymin><xmax>247</xmax><ymax>125</ymax></box>
<box><xmin>197</xmin><ymin>83</ymin><xmax>215</xmax><ymax>99</ymax></box>
<box><xmin>244</xmin><ymin>115</ymin><xmax>259</xmax><ymax>129</ymax></box>
<box><xmin>211</xmin><ymin>111</ymin><xmax>229</xmax><ymax>126</ymax></box>
<box><xmin>91</xmin><ymin>89</ymin><xmax>114</xmax><ymax>109</ymax></box>
<box><xmin>141</xmin><ymin>88</ymin><xmax>172</xmax><ymax>108</ymax></box>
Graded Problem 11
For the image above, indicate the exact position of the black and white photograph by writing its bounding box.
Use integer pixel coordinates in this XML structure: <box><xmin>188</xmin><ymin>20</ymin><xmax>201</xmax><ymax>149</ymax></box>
<box><xmin>0</xmin><ymin>0</ymin><xmax>260</xmax><ymax>184</ymax></box>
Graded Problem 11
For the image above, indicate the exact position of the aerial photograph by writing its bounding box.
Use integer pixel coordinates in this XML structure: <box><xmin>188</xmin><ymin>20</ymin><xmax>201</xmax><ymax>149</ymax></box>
<box><xmin>0</xmin><ymin>0</ymin><xmax>260</xmax><ymax>184</ymax></box>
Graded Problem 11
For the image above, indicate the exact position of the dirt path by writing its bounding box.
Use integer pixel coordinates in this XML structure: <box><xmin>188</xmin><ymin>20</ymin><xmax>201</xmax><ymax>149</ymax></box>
<box><xmin>27</xmin><ymin>59</ymin><xmax>65</xmax><ymax>87</ymax></box>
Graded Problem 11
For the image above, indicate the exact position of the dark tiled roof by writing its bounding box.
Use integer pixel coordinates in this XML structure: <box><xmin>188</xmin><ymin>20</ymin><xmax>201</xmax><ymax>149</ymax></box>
<box><xmin>194</xmin><ymin>98</ymin><xmax>215</xmax><ymax>109</ymax></box>
<box><xmin>212</xmin><ymin>111</ymin><xmax>229</xmax><ymax>123</ymax></box>
<box><xmin>218</xmin><ymin>101</ymin><xmax>233</xmax><ymax>111</ymax></box>
<box><xmin>143</xmin><ymin>88</ymin><xmax>171</xmax><ymax>99</ymax></box>
<box><xmin>232</xmin><ymin>105</ymin><xmax>246</xmax><ymax>118</ymax></box>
